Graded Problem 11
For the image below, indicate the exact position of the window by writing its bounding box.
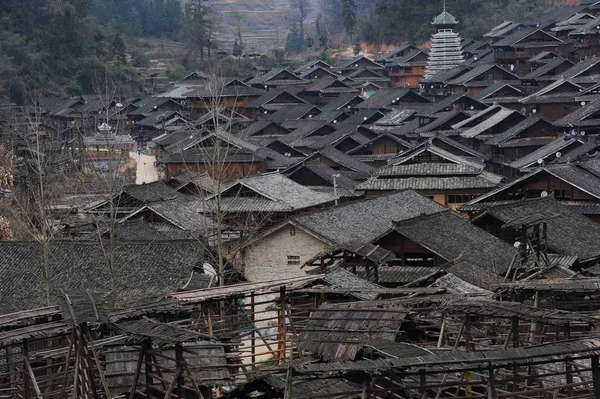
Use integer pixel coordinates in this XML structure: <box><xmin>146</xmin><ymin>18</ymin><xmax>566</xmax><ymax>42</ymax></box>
<box><xmin>448</xmin><ymin>194</ymin><xmax>478</xmax><ymax>204</ymax></box>
<box><xmin>287</xmin><ymin>255</ymin><xmax>301</xmax><ymax>266</ymax></box>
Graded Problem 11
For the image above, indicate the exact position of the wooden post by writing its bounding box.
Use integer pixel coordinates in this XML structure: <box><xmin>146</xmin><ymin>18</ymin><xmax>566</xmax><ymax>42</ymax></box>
<box><xmin>207</xmin><ymin>301</ymin><xmax>214</xmax><ymax>336</ymax></box>
<box><xmin>144</xmin><ymin>342</ymin><xmax>153</xmax><ymax>394</ymax></box>
<box><xmin>529</xmin><ymin>291</ymin><xmax>539</xmax><ymax>344</ymax></box>
<box><xmin>164</xmin><ymin>367</ymin><xmax>183</xmax><ymax>399</ymax></box>
<box><xmin>511</xmin><ymin>316</ymin><xmax>519</xmax><ymax>348</ymax></box>
<box><xmin>437</xmin><ymin>312</ymin><xmax>447</xmax><ymax>348</ymax></box>
<box><xmin>591</xmin><ymin>355</ymin><xmax>600</xmax><ymax>399</ymax></box>
<box><xmin>176</xmin><ymin>345</ymin><xmax>184</xmax><ymax>399</ymax></box>
<box><xmin>361</xmin><ymin>374</ymin><xmax>371</xmax><ymax>399</ymax></box>
<box><xmin>23</xmin><ymin>342</ymin><xmax>43</xmax><ymax>399</ymax></box>
<box><xmin>60</xmin><ymin>331</ymin><xmax>75</xmax><ymax>398</ymax></box>
<box><xmin>71</xmin><ymin>337</ymin><xmax>80</xmax><ymax>399</ymax></box>
<box><xmin>278</xmin><ymin>286</ymin><xmax>287</xmax><ymax>365</ymax></box>
<box><xmin>453</xmin><ymin>316</ymin><xmax>467</xmax><ymax>351</ymax></box>
<box><xmin>487</xmin><ymin>363</ymin><xmax>497</xmax><ymax>399</ymax></box>
<box><xmin>419</xmin><ymin>369</ymin><xmax>427</xmax><ymax>397</ymax></box>
<box><xmin>128</xmin><ymin>344</ymin><xmax>145</xmax><ymax>397</ymax></box>
<box><xmin>464</xmin><ymin>314</ymin><xmax>473</xmax><ymax>352</ymax></box>
<box><xmin>566</xmin><ymin>357</ymin><xmax>574</xmax><ymax>398</ymax></box>
<box><xmin>84</xmin><ymin>328</ymin><xmax>112</xmax><ymax>398</ymax></box>
<box><xmin>250</xmin><ymin>293</ymin><xmax>256</xmax><ymax>369</ymax></box>
<box><xmin>182</xmin><ymin>359</ymin><xmax>205</xmax><ymax>399</ymax></box>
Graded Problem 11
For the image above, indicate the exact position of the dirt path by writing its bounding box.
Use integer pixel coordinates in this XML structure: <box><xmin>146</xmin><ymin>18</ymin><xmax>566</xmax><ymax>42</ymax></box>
<box><xmin>130</xmin><ymin>152</ymin><xmax>159</xmax><ymax>184</ymax></box>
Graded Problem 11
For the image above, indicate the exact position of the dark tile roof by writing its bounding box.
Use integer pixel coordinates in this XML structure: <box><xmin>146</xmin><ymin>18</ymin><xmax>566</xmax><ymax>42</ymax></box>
<box><xmin>466</xmin><ymin>164</ymin><xmax>600</xmax><ymax>204</ymax></box>
<box><xmin>392</xmin><ymin>211</ymin><xmax>516</xmax><ymax>277</ymax></box>
<box><xmin>127</xmin><ymin>201</ymin><xmax>217</xmax><ymax>233</ymax></box>
<box><xmin>317</xmin><ymin>146</ymin><xmax>376</xmax><ymax>175</ymax></box>
<box><xmin>322</xmin><ymin>93</ymin><xmax>365</xmax><ymax>110</ymax></box>
<box><xmin>291</xmin><ymin>189</ymin><xmax>446</xmax><ymax>246</ymax></box>
<box><xmin>418</xmin><ymin>94</ymin><xmax>485</xmax><ymax>117</ymax></box>
<box><xmin>483</xmin><ymin>21</ymin><xmax>521</xmax><ymax>39</ymax></box>
<box><xmin>432</xmin><ymin>9</ymin><xmax>459</xmax><ymax>25</ymax></box>
<box><xmin>162</xmin><ymin>147</ymin><xmax>265</xmax><ymax>164</ymax></box>
<box><xmin>278</xmin><ymin>120</ymin><xmax>334</xmax><ymax>146</ymax></box>
<box><xmin>447</xmin><ymin>64</ymin><xmax>518</xmax><ymax>86</ymax></box>
<box><xmin>472</xmin><ymin>83</ymin><xmax>522</xmax><ymax>101</ymax></box>
<box><xmin>318</xmin><ymin>265</ymin><xmax>384</xmax><ymax>301</ymax></box>
<box><xmin>167</xmin><ymin>169</ymin><xmax>219</xmax><ymax>194</ymax></box>
<box><xmin>355</xmin><ymin>89</ymin><xmax>429</xmax><ymax>110</ymax></box>
<box><xmin>508</xmin><ymin>137</ymin><xmax>583</xmax><ymax>170</ymax></box>
<box><xmin>247</xmin><ymin>68</ymin><xmax>306</xmax><ymax>85</ymax></box>
<box><xmin>284</xmin><ymin>161</ymin><xmax>357</xmax><ymax>190</ymax></box>
<box><xmin>478</xmin><ymin>196</ymin><xmax>600</xmax><ymax>261</ymax></box>
<box><xmin>375</xmin><ymin>163</ymin><xmax>483</xmax><ymax>177</ymax></box>
<box><xmin>203</xmin><ymin>172</ymin><xmax>335</xmax><ymax>213</ymax></box>
<box><xmin>562</xmin><ymin>57</ymin><xmax>600</xmax><ymax>79</ymax></box>
<box><xmin>420</xmin><ymin>65</ymin><xmax>471</xmax><ymax>84</ymax></box>
<box><xmin>268</xmin><ymin>104</ymin><xmax>319</xmax><ymax>123</ymax></box>
<box><xmin>460</xmin><ymin>108</ymin><xmax>523</xmax><ymax>139</ymax></box>
<box><xmin>375</xmin><ymin>44</ymin><xmax>417</xmax><ymax>62</ymax></box>
<box><xmin>415</xmin><ymin>110</ymin><xmax>469</xmax><ymax>134</ymax></box>
<box><xmin>522</xmin><ymin>57</ymin><xmax>574</xmax><ymax>80</ymax></box>
<box><xmin>492</xmin><ymin>27</ymin><xmax>545</xmax><ymax>47</ymax></box>
<box><xmin>0</xmin><ymin>240</ymin><xmax>206</xmax><ymax>310</ymax></box>
<box><xmin>556</xmin><ymin>97</ymin><xmax>600</xmax><ymax>126</ymax></box>
<box><xmin>527</xmin><ymin>3</ymin><xmax>589</xmax><ymax>28</ymax></box>
<box><xmin>122</xmin><ymin>181</ymin><xmax>181</xmax><ymax>203</ymax></box>
<box><xmin>486</xmin><ymin>116</ymin><xmax>553</xmax><ymax>146</ymax></box>
<box><xmin>384</xmin><ymin>49</ymin><xmax>428</xmax><ymax>67</ymax></box>
<box><xmin>356</xmin><ymin>175</ymin><xmax>502</xmax><ymax>191</ymax></box>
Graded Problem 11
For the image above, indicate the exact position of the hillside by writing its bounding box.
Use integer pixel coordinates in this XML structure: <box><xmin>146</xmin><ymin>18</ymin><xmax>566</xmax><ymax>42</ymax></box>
<box><xmin>208</xmin><ymin>0</ymin><xmax>319</xmax><ymax>52</ymax></box>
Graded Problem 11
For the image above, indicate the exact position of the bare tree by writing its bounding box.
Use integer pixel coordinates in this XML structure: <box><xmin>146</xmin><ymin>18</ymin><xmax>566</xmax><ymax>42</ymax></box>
<box><xmin>157</xmin><ymin>73</ymin><xmax>278</xmax><ymax>287</ymax></box>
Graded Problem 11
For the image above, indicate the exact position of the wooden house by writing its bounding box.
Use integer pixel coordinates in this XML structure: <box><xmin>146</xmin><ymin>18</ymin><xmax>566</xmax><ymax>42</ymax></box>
<box><xmin>385</xmin><ymin>49</ymin><xmax>429</xmax><ymax>88</ymax></box>
<box><xmin>356</xmin><ymin>141</ymin><xmax>503</xmax><ymax>209</ymax></box>
<box><xmin>492</xmin><ymin>28</ymin><xmax>569</xmax><ymax>74</ymax></box>
<box><xmin>445</xmin><ymin>64</ymin><xmax>520</xmax><ymax>96</ymax></box>
<box><xmin>247</xmin><ymin>68</ymin><xmax>308</xmax><ymax>89</ymax></box>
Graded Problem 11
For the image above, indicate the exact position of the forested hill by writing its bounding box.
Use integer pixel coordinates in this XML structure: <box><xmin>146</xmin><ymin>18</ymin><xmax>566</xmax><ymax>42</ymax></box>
<box><xmin>359</xmin><ymin>0</ymin><xmax>563</xmax><ymax>44</ymax></box>
<box><xmin>92</xmin><ymin>0</ymin><xmax>183</xmax><ymax>37</ymax></box>
<box><xmin>0</xmin><ymin>0</ymin><xmax>560</xmax><ymax>103</ymax></box>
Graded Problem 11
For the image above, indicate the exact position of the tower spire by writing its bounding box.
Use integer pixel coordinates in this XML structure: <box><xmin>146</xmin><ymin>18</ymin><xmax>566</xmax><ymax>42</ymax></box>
<box><xmin>443</xmin><ymin>0</ymin><xmax>446</xmax><ymax>11</ymax></box>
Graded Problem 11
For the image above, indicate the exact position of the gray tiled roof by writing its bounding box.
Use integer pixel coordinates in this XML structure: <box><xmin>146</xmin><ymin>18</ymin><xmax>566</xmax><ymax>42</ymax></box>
<box><xmin>317</xmin><ymin>146</ymin><xmax>376</xmax><ymax>175</ymax></box>
<box><xmin>0</xmin><ymin>240</ymin><xmax>206</xmax><ymax>310</ymax></box>
<box><xmin>508</xmin><ymin>137</ymin><xmax>583</xmax><ymax>170</ymax></box>
<box><xmin>375</xmin><ymin>163</ymin><xmax>482</xmax><ymax>177</ymax></box>
<box><xmin>432</xmin><ymin>10</ymin><xmax>459</xmax><ymax>25</ymax></box>
<box><xmin>356</xmin><ymin>175</ymin><xmax>501</xmax><ymax>191</ymax></box>
<box><xmin>203</xmin><ymin>172</ymin><xmax>335</xmax><ymax>213</ymax></box>
<box><xmin>466</xmin><ymin>164</ymin><xmax>600</xmax><ymax>206</ymax></box>
<box><xmin>486</xmin><ymin>116</ymin><xmax>551</xmax><ymax>146</ymax></box>
<box><xmin>292</xmin><ymin>189</ymin><xmax>447</xmax><ymax>246</ymax></box>
<box><xmin>480</xmin><ymin>196</ymin><xmax>600</xmax><ymax>261</ymax></box>
<box><xmin>392</xmin><ymin>211</ymin><xmax>516</xmax><ymax>277</ymax></box>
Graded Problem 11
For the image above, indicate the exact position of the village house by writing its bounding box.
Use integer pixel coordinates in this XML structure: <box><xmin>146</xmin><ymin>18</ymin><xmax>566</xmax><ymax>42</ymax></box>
<box><xmin>238</xmin><ymin>189</ymin><xmax>446</xmax><ymax>282</ymax></box>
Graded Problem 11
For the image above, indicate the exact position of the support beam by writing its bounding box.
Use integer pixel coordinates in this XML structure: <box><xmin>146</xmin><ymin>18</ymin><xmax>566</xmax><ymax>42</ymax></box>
<box><xmin>592</xmin><ymin>355</ymin><xmax>600</xmax><ymax>399</ymax></box>
<box><xmin>23</xmin><ymin>342</ymin><xmax>43</xmax><ymax>399</ymax></box>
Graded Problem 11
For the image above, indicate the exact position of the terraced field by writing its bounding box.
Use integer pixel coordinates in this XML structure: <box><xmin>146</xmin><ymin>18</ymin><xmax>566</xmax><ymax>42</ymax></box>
<box><xmin>208</xmin><ymin>0</ymin><xmax>319</xmax><ymax>52</ymax></box>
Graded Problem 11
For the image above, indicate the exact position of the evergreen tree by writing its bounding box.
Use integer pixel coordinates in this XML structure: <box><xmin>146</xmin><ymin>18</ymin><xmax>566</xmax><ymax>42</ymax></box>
<box><xmin>111</xmin><ymin>32</ymin><xmax>127</xmax><ymax>65</ymax></box>
<box><xmin>341</xmin><ymin>0</ymin><xmax>357</xmax><ymax>37</ymax></box>
<box><xmin>285</xmin><ymin>23</ymin><xmax>301</xmax><ymax>53</ymax></box>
